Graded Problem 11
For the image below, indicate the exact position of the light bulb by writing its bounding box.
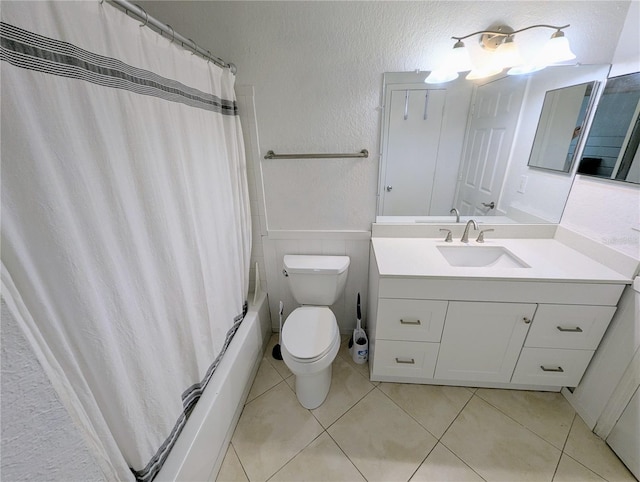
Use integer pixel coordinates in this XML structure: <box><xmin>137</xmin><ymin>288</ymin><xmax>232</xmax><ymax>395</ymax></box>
<box><xmin>491</xmin><ymin>36</ymin><xmax>524</xmax><ymax>70</ymax></box>
<box><xmin>425</xmin><ymin>69</ymin><xmax>458</xmax><ymax>84</ymax></box>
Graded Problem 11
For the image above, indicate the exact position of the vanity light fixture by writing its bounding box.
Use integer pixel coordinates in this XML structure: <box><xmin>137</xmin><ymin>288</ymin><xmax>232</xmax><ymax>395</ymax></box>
<box><xmin>425</xmin><ymin>24</ymin><xmax>576</xmax><ymax>84</ymax></box>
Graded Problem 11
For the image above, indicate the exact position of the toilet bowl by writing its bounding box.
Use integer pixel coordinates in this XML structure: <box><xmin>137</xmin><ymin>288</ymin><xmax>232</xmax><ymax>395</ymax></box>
<box><xmin>281</xmin><ymin>306</ymin><xmax>341</xmax><ymax>409</ymax></box>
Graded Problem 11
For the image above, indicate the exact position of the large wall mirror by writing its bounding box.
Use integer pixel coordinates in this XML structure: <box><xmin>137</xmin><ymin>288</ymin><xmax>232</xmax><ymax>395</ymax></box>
<box><xmin>377</xmin><ymin>65</ymin><xmax>611</xmax><ymax>224</ymax></box>
<box><xmin>577</xmin><ymin>72</ymin><xmax>640</xmax><ymax>184</ymax></box>
<box><xmin>527</xmin><ymin>82</ymin><xmax>597</xmax><ymax>173</ymax></box>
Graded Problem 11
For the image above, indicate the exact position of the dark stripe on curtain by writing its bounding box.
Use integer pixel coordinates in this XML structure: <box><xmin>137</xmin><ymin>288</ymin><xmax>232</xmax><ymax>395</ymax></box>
<box><xmin>132</xmin><ymin>304</ymin><xmax>247</xmax><ymax>482</ymax></box>
<box><xmin>0</xmin><ymin>22</ymin><xmax>238</xmax><ymax>115</ymax></box>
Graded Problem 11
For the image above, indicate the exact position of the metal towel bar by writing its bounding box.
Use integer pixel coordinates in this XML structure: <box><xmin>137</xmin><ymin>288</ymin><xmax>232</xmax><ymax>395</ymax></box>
<box><xmin>264</xmin><ymin>149</ymin><xmax>369</xmax><ymax>159</ymax></box>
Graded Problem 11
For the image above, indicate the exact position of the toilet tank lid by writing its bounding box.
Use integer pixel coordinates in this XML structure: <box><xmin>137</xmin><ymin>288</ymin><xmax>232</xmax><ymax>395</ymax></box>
<box><xmin>284</xmin><ymin>255</ymin><xmax>350</xmax><ymax>274</ymax></box>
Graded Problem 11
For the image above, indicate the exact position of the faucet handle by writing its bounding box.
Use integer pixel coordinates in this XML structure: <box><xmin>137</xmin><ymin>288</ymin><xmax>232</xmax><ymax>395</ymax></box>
<box><xmin>476</xmin><ymin>229</ymin><xmax>495</xmax><ymax>243</ymax></box>
<box><xmin>439</xmin><ymin>229</ymin><xmax>453</xmax><ymax>242</ymax></box>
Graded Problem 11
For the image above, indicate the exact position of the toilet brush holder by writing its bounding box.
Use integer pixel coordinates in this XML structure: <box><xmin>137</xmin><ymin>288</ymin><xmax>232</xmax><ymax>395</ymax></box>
<box><xmin>352</xmin><ymin>332</ymin><xmax>368</xmax><ymax>364</ymax></box>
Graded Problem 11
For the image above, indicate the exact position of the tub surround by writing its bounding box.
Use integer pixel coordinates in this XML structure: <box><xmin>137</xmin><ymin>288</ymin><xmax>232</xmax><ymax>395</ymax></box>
<box><xmin>367</xmin><ymin>224</ymin><xmax>637</xmax><ymax>392</ymax></box>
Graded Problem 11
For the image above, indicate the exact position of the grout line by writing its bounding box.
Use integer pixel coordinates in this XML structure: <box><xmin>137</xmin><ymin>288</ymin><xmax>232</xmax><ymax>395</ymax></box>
<box><xmin>437</xmin><ymin>389</ymin><xmax>475</xmax><ymax>443</ymax></box>
<box><xmin>264</xmin><ymin>431</ymin><xmax>326</xmax><ymax>482</ymax></box>
<box><xmin>325</xmin><ymin>429</ymin><xmax>369</xmax><ymax>481</ymax></box>
<box><xmin>472</xmin><ymin>389</ymin><xmax>572</xmax><ymax>451</ymax></box>
<box><xmin>436</xmin><ymin>393</ymin><xmax>489</xmax><ymax>482</ymax></box>
<box><xmin>228</xmin><ymin>442</ymin><xmax>251</xmax><ymax>482</ymax></box>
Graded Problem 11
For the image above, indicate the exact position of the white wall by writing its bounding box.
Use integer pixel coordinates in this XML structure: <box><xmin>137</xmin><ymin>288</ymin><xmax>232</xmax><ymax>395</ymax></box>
<box><xmin>141</xmin><ymin>1</ymin><xmax>631</xmax><ymax>232</ymax></box>
<box><xmin>502</xmin><ymin>64</ymin><xmax>610</xmax><ymax>223</ymax></box>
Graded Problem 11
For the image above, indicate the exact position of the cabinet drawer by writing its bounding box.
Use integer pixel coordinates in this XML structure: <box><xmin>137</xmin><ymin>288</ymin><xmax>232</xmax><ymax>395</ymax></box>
<box><xmin>526</xmin><ymin>305</ymin><xmax>616</xmax><ymax>350</ymax></box>
<box><xmin>372</xmin><ymin>340</ymin><xmax>439</xmax><ymax>378</ymax></box>
<box><xmin>376</xmin><ymin>299</ymin><xmax>447</xmax><ymax>342</ymax></box>
<box><xmin>511</xmin><ymin>347</ymin><xmax>595</xmax><ymax>387</ymax></box>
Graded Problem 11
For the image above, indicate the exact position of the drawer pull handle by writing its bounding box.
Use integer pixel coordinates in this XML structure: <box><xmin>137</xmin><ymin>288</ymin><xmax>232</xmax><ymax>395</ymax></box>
<box><xmin>395</xmin><ymin>357</ymin><xmax>416</xmax><ymax>364</ymax></box>
<box><xmin>557</xmin><ymin>326</ymin><xmax>583</xmax><ymax>333</ymax></box>
<box><xmin>400</xmin><ymin>319</ymin><xmax>421</xmax><ymax>325</ymax></box>
<box><xmin>523</xmin><ymin>317</ymin><xmax>531</xmax><ymax>324</ymax></box>
<box><xmin>540</xmin><ymin>365</ymin><xmax>564</xmax><ymax>373</ymax></box>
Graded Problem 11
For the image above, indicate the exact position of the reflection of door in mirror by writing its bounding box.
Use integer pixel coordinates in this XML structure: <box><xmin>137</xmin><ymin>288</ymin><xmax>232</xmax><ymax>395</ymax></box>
<box><xmin>578</xmin><ymin>72</ymin><xmax>640</xmax><ymax>184</ymax></box>
<box><xmin>381</xmin><ymin>88</ymin><xmax>446</xmax><ymax>215</ymax></box>
<box><xmin>454</xmin><ymin>76</ymin><xmax>527</xmax><ymax>216</ymax></box>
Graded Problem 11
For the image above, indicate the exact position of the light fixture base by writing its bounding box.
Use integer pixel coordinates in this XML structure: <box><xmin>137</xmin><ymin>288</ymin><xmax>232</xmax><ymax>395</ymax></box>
<box><xmin>480</xmin><ymin>25</ymin><xmax>514</xmax><ymax>51</ymax></box>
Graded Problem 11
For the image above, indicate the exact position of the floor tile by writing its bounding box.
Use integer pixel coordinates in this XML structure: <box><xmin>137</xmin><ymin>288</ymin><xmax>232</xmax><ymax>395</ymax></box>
<box><xmin>246</xmin><ymin>356</ymin><xmax>284</xmax><ymax>403</ymax></box>
<box><xmin>475</xmin><ymin>388</ymin><xmax>575</xmax><ymax>449</ymax></box>
<box><xmin>380</xmin><ymin>382</ymin><xmax>473</xmax><ymax>438</ymax></box>
<box><xmin>553</xmin><ymin>454</ymin><xmax>606</xmax><ymax>482</ymax></box>
<box><xmin>215</xmin><ymin>444</ymin><xmax>248</xmax><ymax>482</ymax></box>
<box><xmin>441</xmin><ymin>396</ymin><xmax>561</xmax><ymax>481</ymax></box>
<box><xmin>564</xmin><ymin>415</ymin><xmax>636</xmax><ymax>481</ymax></box>
<box><xmin>311</xmin><ymin>356</ymin><xmax>375</xmax><ymax>428</ymax></box>
<box><xmin>265</xmin><ymin>334</ymin><xmax>292</xmax><ymax>379</ymax></box>
<box><xmin>231</xmin><ymin>382</ymin><xmax>323</xmax><ymax>482</ymax></box>
<box><xmin>328</xmin><ymin>388</ymin><xmax>437</xmax><ymax>482</ymax></box>
<box><xmin>410</xmin><ymin>443</ymin><xmax>484</xmax><ymax>482</ymax></box>
<box><xmin>338</xmin><ymin>334</ymin><xmax>373</xmax><ymax>382</ymax></box>
<box><xmin>269</xmin><ymin>432</ymin><xmax>366</xmax><ymax>482</ymax></box>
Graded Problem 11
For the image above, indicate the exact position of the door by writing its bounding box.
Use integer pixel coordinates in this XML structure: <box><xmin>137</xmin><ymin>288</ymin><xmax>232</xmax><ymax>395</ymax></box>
<box><xmin>434</xmin><ymin>301</ymin><xmax>536</xmax><ymax>383</ymax></box>
<box><xmin>381</xmin><ymin>87</ymin><xmax>446</xmax><ymax>215</ymax></box>
<box><xmin>455</xmin><ymin>76</ymin><xmax>527</xmax><ymax>216</ymax></box>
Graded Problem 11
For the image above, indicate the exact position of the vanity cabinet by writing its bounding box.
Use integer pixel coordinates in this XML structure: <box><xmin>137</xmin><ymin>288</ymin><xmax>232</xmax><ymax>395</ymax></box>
<box><xmin>367</xmin><ymin>252</ymin><xmax>625</xmax><ymax>391</ymax></box>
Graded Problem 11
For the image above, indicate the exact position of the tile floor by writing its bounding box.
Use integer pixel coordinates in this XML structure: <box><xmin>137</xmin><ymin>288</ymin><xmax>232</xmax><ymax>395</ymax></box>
<box><xmin>216</xmin><ymin>334</ymin><xmax>635</xmax><ymax>482</ymax></box>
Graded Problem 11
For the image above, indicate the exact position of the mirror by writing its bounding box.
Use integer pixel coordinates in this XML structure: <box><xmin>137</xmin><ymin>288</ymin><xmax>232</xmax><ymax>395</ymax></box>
<box><xmin>527</xmin><ymin>82</ymin><xmax>597</xmax><ymax>173</ymax></box>
<box><xmin>377</xmin><ymin>65</ymin><xmax>611</xmax><ymax>224</ymax></box>
<box><xmin>577</xmin><ymin>72</ymin><xmax>640</xmax><ymax>184</ymax></box>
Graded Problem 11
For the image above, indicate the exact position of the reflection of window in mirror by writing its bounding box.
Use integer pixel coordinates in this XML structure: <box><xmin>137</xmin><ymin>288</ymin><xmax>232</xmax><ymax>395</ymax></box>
<box><xmin>527</xmin><ymin>82</ymin><xmax>596</xmax><ymax>173</ymax></box>
<box><xmin>578</xmin><ymin>72</ymin><xmax>640</xmax><ymax>184</ymax></box>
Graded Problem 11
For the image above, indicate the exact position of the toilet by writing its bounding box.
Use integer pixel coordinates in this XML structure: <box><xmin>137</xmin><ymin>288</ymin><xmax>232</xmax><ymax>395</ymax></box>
<box><xmin>280</xmin><ymin>254</ymin><xmax>350</xmax><ymax>409</ymax></box>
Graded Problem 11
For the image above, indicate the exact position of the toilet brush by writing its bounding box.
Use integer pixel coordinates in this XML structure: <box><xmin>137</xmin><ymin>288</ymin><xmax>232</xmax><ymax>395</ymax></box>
<box><xmin>272</xmin><ymin>301</ymin><xmax>284</xmax><ymax>360</ymax></box>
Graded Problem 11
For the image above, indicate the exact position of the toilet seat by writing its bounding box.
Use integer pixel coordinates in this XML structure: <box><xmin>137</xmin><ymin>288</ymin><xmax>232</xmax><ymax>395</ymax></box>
<box><xmin>282</xmin><ymin>306</ymin><xmax>339</xmax><ymax>362</ymax></box>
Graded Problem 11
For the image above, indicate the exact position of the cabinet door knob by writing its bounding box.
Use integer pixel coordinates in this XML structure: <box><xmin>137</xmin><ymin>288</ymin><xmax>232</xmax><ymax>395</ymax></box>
<box><xmin>523</xmin><ymin>317</ymin><xmax>531</xmax><ymax>324</ymax></box>
<box><xmin>395</xmin><ymin>357</ymin><xmax>416</xmax><ymax>364</ymax></box>
<box><xmin>540</xmin><ymin>365</ymin><xmax>564</xmax><ymax>373</ymax></box>
<box><xmin>400</xmin><ymin>318</ymin><xmax>421</xmax><ymax>325</ymax></box>
<box><xmin>557</xmin><ymin>326</ymin><xmax>583</xmax><ymax>333</ymax></box>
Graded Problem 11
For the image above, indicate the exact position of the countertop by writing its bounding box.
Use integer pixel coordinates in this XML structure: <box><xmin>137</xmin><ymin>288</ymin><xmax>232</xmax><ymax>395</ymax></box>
<box><xmin>371</xmin><ymin>237</ymin><xmax>631</xmax><ymax>283</ymax></box>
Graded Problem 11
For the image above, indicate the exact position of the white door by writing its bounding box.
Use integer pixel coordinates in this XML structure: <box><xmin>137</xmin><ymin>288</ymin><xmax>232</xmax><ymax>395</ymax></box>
<box><xmin>434</xmin><ymin>301</ymin><xmax>536</xmax><ymax>383</ymax></box>
<box><xmin>455</xmin><ymin>76</ymin><xmax>527</xmax><ymax>216</ymax></box>
<box><xmin>381</xmin><ymin>88</ymin><xmax>446</xmax><ymax>215</ymax></box>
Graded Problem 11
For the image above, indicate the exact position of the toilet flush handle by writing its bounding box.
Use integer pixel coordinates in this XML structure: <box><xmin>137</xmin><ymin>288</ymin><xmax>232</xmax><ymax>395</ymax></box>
<box><xmin>282</xmin><ymin>269</ymin><xmax>288</xmax><ymax>277</ymax></box>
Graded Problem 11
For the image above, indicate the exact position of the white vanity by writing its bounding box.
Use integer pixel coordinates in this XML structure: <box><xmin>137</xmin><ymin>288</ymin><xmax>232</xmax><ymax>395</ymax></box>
<box><xmin>367</xmin><ymin>224</ymin><xmax>632</xmax><ymax>391</ymax></box>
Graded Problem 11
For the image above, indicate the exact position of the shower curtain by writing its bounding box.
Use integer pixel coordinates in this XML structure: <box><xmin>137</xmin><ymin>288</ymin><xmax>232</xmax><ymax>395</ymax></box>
<box><xmin>1</xmin><ymin>2</ymin><xmax>250</xmax><ymax>480</ymax></box>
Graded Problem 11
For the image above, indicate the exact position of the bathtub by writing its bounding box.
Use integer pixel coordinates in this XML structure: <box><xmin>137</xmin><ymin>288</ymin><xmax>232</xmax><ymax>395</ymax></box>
<box><xmin>157</xmin><ymin>291</ymin><xmax>271</xmax><ymax>482</ymax></box>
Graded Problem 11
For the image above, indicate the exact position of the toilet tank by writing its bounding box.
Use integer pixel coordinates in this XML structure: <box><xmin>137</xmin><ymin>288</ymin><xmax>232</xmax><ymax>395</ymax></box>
<box><xmin>283</xmin><ymin>255</ymin><xmax>350</xmax><ymax>305</ymax></box>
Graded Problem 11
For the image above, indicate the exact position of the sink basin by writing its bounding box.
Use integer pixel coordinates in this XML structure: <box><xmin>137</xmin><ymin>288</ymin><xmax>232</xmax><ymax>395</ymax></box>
<box><xmin>437</xmin><ymin>245</ymin><xmax>530</xmax><ymax>268</ymax></box>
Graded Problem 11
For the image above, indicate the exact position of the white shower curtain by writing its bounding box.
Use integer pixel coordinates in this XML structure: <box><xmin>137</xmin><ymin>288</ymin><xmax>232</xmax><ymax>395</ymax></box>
<box><xmin>1</xmin><ymin>2</ymin><xmax>250</xmax><ymax>480</ymax></box>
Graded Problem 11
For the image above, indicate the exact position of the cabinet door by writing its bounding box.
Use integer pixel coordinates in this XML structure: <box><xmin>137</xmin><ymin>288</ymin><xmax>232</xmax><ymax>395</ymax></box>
<box><xmin>434</xmin><ymin>301</ymin><xmax>536</xmax><ymax>383</ymax></box>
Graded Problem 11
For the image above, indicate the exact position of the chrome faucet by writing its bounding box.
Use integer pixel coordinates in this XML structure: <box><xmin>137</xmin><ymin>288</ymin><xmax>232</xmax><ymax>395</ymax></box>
<box><xmin>460</xmin><ymin>219</ymin><xmax>478</xmax><ymax>243</ymax></box>
<box><xmin>450</xmin><ymin>208</ymin><xmax>460</xmax><ymax>223</ymax></box>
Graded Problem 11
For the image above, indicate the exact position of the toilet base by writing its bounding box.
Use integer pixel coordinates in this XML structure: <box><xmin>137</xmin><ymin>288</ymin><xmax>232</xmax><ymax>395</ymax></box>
<box><xmin>294</xmin><ymin>365</ymin><xmax>332</xmax><ymax>409</ymax></box>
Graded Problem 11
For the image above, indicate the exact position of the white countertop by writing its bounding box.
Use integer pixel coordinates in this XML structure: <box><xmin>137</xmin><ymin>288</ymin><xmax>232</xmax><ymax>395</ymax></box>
<box><xmin>372</xmin><ymin>237</ymin><xmax>631</xmax><ymax>283</ymax></box>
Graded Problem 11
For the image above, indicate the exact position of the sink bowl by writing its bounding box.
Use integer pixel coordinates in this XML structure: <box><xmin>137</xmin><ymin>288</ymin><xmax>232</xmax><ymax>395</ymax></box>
<box><xmin>437</xmin><ymin>245</ymin><xmax>530</xmax><ymax>268</ymax></box>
